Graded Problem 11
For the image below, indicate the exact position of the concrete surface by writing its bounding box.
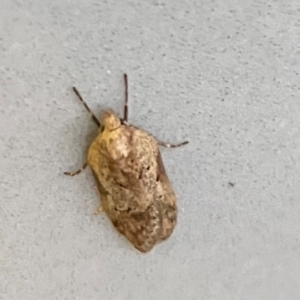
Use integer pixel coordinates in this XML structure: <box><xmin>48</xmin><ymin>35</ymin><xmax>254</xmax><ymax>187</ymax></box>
<box><xmin>1</xmin><ymin>0</ymin><xmax>300</xmax><ymax>299</ymax></box>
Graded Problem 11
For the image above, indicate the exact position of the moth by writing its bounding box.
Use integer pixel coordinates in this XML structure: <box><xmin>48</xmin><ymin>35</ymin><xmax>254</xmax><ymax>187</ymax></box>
<box><xmin>64</xmin><ymin>74</ymin><xmax>188</xmax><ymax>253</ymax></box>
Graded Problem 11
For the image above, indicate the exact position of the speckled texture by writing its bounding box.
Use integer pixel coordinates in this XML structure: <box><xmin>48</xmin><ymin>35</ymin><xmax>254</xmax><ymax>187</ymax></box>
<box><xmin>1</xmin><ymin>0</ymin><xmax>300</xmax><ymax>299</ymax></box>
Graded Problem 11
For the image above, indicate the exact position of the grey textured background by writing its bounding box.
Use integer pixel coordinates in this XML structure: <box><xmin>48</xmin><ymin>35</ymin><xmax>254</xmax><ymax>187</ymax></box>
<box><xmin>1</xmin><ymin>0</ymin><xmax>300</xmax><ymax>299</ymax></box>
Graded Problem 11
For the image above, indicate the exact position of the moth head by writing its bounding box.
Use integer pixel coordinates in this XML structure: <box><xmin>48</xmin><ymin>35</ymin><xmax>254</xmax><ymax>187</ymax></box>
<box><xmin>102</xmin><ymin>109</ymin><xmax>121</xmax><ymax>131</ymax></box>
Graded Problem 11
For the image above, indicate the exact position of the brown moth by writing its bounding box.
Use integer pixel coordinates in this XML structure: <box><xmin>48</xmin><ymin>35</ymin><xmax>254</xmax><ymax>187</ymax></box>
<box><xmin>64</xmin><ymin>74</ymin><xmax>188</xmax><ymax>253</ymax></box>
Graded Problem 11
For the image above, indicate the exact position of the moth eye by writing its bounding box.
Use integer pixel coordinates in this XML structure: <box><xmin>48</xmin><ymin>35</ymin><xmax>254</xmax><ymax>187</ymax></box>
<box><xmin>156</xmin><ymin>174</ymin><xmax>160</xmax><ymax>182</ymax></box>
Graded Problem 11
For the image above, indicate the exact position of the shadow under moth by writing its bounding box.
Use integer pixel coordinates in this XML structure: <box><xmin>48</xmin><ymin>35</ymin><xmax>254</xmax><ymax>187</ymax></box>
<box><xmin>64</xmin><ymin>74</ymin><xmax>188</xmax><ymax>253</ymax></box>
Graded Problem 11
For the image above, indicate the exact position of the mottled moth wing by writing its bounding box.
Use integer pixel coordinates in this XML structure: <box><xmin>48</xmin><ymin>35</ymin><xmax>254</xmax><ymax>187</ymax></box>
<box><xmin>88</xmin><ymin>124</ymin><xmax>177</xmax><ymax>253</ymax></box>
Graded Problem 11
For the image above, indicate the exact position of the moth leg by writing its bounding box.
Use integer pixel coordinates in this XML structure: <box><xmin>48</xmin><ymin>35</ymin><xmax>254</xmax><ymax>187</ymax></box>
<box><xmin>123</xmin><ymin>73</ymin><xmax>128</xmax><ymax>122</ymax></box>
<box><xmin>72</xmin><ymin>87</ymin><xmax>101</xmax><ymax>127</ymax></box>
<box><xmin>157</xmin><ymin>140</ymin><xmax>189</xmax><ymax>148</ymax></box>
<box><xmin>64</xmin><ymin>162</ymin><xmax>88</xmax><ymax>176</ymax></box>
<box><xmin>93</xmin><ymin>205</ymin><xmax>103</xmax><ymax>215</ymax></box>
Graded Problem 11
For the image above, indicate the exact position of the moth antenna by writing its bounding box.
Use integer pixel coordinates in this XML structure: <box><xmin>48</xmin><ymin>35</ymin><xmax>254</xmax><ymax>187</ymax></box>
<box><xmin>123</xmin><ymin>73</ymin><xmax>128</xmax><ymax>122</ymax></box>
<box><xmin>72</xmin><ymin>87</ymin><xmax>101</xmax><ymax>127</ymax></box>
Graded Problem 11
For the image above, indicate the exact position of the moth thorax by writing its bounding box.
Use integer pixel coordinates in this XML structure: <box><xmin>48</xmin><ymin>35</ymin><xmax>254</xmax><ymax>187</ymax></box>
<box><xmin>103</xmin><ymin>110</ymin><xmax>121</xmax><ymax>131</ymax></box>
